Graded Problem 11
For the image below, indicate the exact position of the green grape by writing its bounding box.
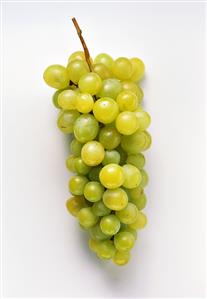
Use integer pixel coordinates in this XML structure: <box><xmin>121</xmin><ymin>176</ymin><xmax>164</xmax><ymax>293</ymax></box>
<box><xmin>89</xmin><ymin>223</ymin><xmax>109</xmax><ymax>241</ymax></box>
<box><xmin>84</xmin><ymin>181</ymin><xmax>104</xmax><ymax>202</ymax></box>
<box><xmin>125</xmin><ymin>186</ymin><xmax>143</xmax><ymax>201</ymax></box>
<box><xmin>73</xmin><ymin>114</ymin><xmax>99</xmax><ymax>143</ymax></box>
<box><xmin>74</xmin><ymin>157</ymin><xmax>91</xmax><ymax>175</ymax></box>
<box><xmin>92</xmin><ymin>200</ymin><xmax>111</xmax><ymax>216</ymax></box>
<box><xmin>116</xmin><ymin>111</ymin><xmax>139</xmax><ymax>135</ymax></box>
<box><xmin>113</xmin><ymin>250</ymin><xmax>130</xmax><ymax>266</ymax></box>
<box><xmin>67</xmin><ymin>59</ymin><xmax>89</xmax><ymax>84</ymax></box>
<box><xmin>52</xmin><ymin>88</ymin><xmax>68</xmax><ymax>109</ymax></box>
<box><xmin>77</xmin><ymin>207</ymin><xmax>98</xmax><ymax>229</ymax></box>
<box><xmin>43</xmin><ymin>65</ymin><xmax>70</xmax><ymax>89</ymax></box>
<box><xmin>93</xmin><ymin>97</ymin><xmax>119</xmax><ymax>124</ymax></box>
<box><xmin>121</xmin><ymin>131</ymin><xmax>147</xmax><ymax>154</ymax></box>
<box><xmin>70</xmin><ymin>139</ymin><xmax>83</xmax><ymax>157</ymax></box>
<box><xmin>66</xmin><ymin>155</ymin><xmax>76</xmax><ymax>172</ymax></box>
<box><xmin>102</xmin><ymin>150</ymin><xmax>120</xmax><ymax>165</ymax></box>
<box><xmin>140</xmin><ymin>169</ymin><xmax>149</xmax><ymax>187</ymax></box>
<box><xmin>130</xmin><ymin>58</ymin><xmax>145</xmax><ymax>82</ymax></box>
<box><xmin>68</xmin><ymin>51</ymin><xmax>85</xmax><ymax>62</ymax></box>
<box><xmin>78</xmin><ymin>72</ymin><xmax>102</xmax><ymax>95</ymax></box>
<box><xmin>69</xmin><ymin>175</ymin><xmax>88</xmax><ymax>195</ymax></box>
<box><xmin>123</xmin><ymin>164</ymin><xmax>142</xmax><ymax>189</ymax></box>
<box><xmin>93</xmin><ymin>63</ymin><xmax>112</xmax><ymax>79</ymax></box>
<box><xmin>122</xmin><ymin>81</ymin><xmax>143</xmax><ymax>101</ymax></box>
<box><xmin>81</xmin><ymin>141</ymin><xmax>105</xmax><ymax>166</ymax></box>
<box><xmin>99</xmin><ymin>164</ymin><xmax>125</xmax><ymax>189</ymax></box>
<box><xmin>142</xmin><ymin>131</ymin><xmax>152</xmax><ymax>150</ymax></box>
<box><xmin>103</xmin><ymin>188</ymin><xmax>128</xmax><ymax>211</ymax></box>
<box><xmin>126</xmin><ymin>153</ymin><xmax>145</xmax><ymax>169</ymax></box>
<box><xmin>114</xmin><ymin>231</ymin><xmax>135</xmax><ymax>251</ymax></box>
<box><xmin>88</xmin><ymin>238</ymin><xmax>100</xmax><ymax>253</ymax></box>
<box><xmin>117</xmin><ymin>146</ymin><xmax>127</xmax><ymax>165</ymax></box>
<box><xmin>116</xmin><ymin>202</ymin><xmax>138</xmax><ymax>224</ymax></box>
<box><xmin>94</xmin><ymin>53</ymin><xmax>114</xmax><ymax>69</ymax></box>
<box><xmin>88</xmin><ymin>166</ymin><xmax>102</xmax><ymax>181</ymax></box>
<box><xmin>131</xmin><ymin>193</ymin><xmax>147</xmax><ymax>210</ymax></box>
<box><xmin>57</xmin><ymin>110</ymin><xmax>80</xmax><ymax>133</ymax></box>
<box><xmin>128</xmin><ymin>211</ymin><xmax>147</xmax><ymax>229</ymax></box>
<box><xmin>96</xmin><ymin>240</ymin><xmax>116</xmax><ymax>259</ymax></box>
<box><xmin>99</xmin><ymin>125</ymin><xmax>121</xmax><ymax>150</ymax></box>
<box><xmin>100</xmin><ymin>215</ymin><xmax>120</xmax><ymax>236</ymax></box>
<box><xmin>57</xmin><ymin>89</ymin><xmax>77</xmax><ymax>110</ymax></box>
<box><xmin>134</xmin><ymin>110</ymin><xmax>151</xmax><ymax>131</ymax></box>
<box><xmin>76</xmin><ymin>93</ymin><xmax>94</xmax><ymax>113</ymax></box>
<box><xmin>116</xmin><ymin>91</ymin><xmax>138</xmax><ymax>112</ymax></box>
<box><xmin>112</xmin><ymin>57</ymin><xmax>133</xmax><ymax>80</ymax></box>
<box><xmin>120</xmin><ymin>226</ymin><xmax>137</xmax><ymax>240</ymax></box>
<box><xmin>66</xmin><ymin>196</ymin><xmax>88</xmax><ymax>217</ymax></box>
<box><xmin>97</xmin><ymin>79</ymin><xmax>122</xmax><ymax>99</ymax></box>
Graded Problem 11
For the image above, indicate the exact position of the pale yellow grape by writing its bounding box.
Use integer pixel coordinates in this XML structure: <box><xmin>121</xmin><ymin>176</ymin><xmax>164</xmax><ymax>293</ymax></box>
<box><xmin>130</xmin><ymin>58</ymin><xmax>145</xmax><ymax>81</ymax></box>
<box><xmin>122</xmin><ymin>81</ymin><xmax>143</xmax><ymax>101</ymax></box>
<box><xmin>92</xmin><ymin>200</ymin><xmax>111</xmax><ymax>217</ymax></box>
<box><xmin>116</xmin><ymin>202</ymin><xmax>138</xmax><ymax>224</ymax></box>
<box><xmin>93</xmin><ymin>97</ymin><xmax>119</xmax><ymax>124</ymax></box>
<box><xmin>66</xmin><ymin>196</ymin><xmax>88</xmax><ymax>217</ymax></box>
<box><xmin>43</xmin><ymin>65</ymin><xmax>70</xmax><ymax>89</ymax></box>
<box><xmin>114</xmin><ymin>231</ymin><xmax>135</xmax><ymax>251</ymax></box>
<box><xmin>131</xmin><ymin>193</ymin><xmax>147</xmax><ymax>210</ymax></box>
<box><xmin>70</xmin><ymin>139</ymin><xmax>83</xmax><ymax>157</ymax></box>
<box><xmin>96</xmin><ymin>240</ymin><xmax>116</xmax><ymax>259</ymax></box>
<box><xmin>121</xmin><ymin>131</ymin><xmax>147</xmax><ymax>154</ymax></box>
<box><xmin>81</xmin><ymin>141</ymin><xmax>105</xmax><ymax>166</ymax></box>
<box><xmin>99</xmin><ymin>164</ymin><xmax>125</xmax><ymax>189</ymax></box>
<box><xmin>89</xmin><ymin>223</ymin><xmax>109</xmax><ymax>241</ymax></box>
<box><xmin>67</xmin><ymin>59</ymin><xmax>89</xmax><ymax>84</ymax></box>
<box><xmin>73</xmin><ymin>114</ymin><xmax>99</xmax><ymax>143</ymax></box>
<box><xmin>97</xmin><ymin>79</ymin><xmax>122</xmax><ymax>99</ymax></box>
<box><xmin>102</xmin><ymin>150</ymin><xmax>120</xmax><ymax>165</ymax></box>
<box><xmin>57</xmin><ymin>110</ymin><xmax>80</xmax><ymax>133</ymax></box>
<box><xmin>88</xmin><ymin>238</ymin><xmax>100</xmax><ymax>253</ymax></box>
<box><xmin>93</xmin><ymin>63</ymin><xmax>112</xmax><ymax>79</ymax></box>
<box><xmin>113</xmin><ymin>250</ymin><xmax>130</xmax><ymax>265</ymax></box>
<box><xmin>78</xmin><ymin>72</ymin><xmax>102</xmax><ymax>95</ymax></box>
<box><xmin>126</xmin><ymin>153</ymin><xmax>145</xmax><ymax>169</ymax></box>
<box><xmin>76</xmin><ymin>93</ymin><xmax>94</xmax><ymax>113</ymax></box>
<box><xmin>140</xmin><ymin>169</ymin><xmax>149</xmax><ymax>187</ymax></box>
<box><xmin>57</xmin><ymin>90</ymin><xmax>77</xmax><ymax>110</ymax></box>
<box><xmin>74</xmin><ymin>157</ymin><xmax>91</xmax><ymax>175</ymax></box>
<box><xmin>66</xmin><ymin>155</ymin><xmax>76</xmax><ymax>172</ymax></box>
<box><xmin>116</xmin><ymin>91</ymin><xmax>138</xmax><ymax>112</ymax></box>
<box><xmin>52</xmin><ymin>88</ymin><xmax>68</xmax><ymax>109</ymax></box>
<box><xmin>69</xmin><ymin>175</ymin><xmax>88</xmax><ymax>195</ymax></box>
<box><xmin>94</xmin><ymin>53</ymin><xmax>114</xmax><ymax>69</ymax></box>
<box><xmin>103</xmin><ymin>188</ymin><xmax>128</xmax><ymax>211</ymax></box>
<box><xmin>128</xmin><ymin>211</ymin><xmax>147</xmax><ymax>229</ymax></box>
<box><xmin>120</xmin><ymin>226</ymin><xmax>137</xmax><ymax>240</ymax></box>
<box><xmin>68</xmin><ymin>51</ymin><xmax>93</xmax><ymax>64</ymax></box>
<box><xmin>116</xmin><ymin>112</ymin><xmax>139</xmax><ymax>135</ymax></box>
<box><xmin>84</xmin><ymin>181</ymin><xmax>104</xmax><ymax>202</ymax></box>
<box><xmin>125</xmin><ymin>186</ymin><xmax>143</xmax><ymax>201</ymax></box>
<box><xmin>142</xmin><ymin>131</ymin><xmax>152</xmax><ymax>150</ymax></box>
<box><xmin>134</xmin><ymin>110</ymin><xmax>151</xmax><ymax>131</ymax></box>
<box><xmin>99</xmin><ymin>126</ymin><xmax>121</xmax><ymax>150</ymax></box>
<box><xmin>100</xmin><ymin>215</ymin><xmax>120</xmax><ymax>236</ymax></box>
<box><xmin>77</xmin><ymin>207</ymin><xmax>99</xmax><ymax>229</ymax></box>
<box><xmin>123</xmin><ymin>164</ymin><xmax>142</xmax><ymax>189</ymax></box>
<box><xmin>112</xmin><ymin>57</ymin><xmax>133</xmax><ymax>80</ymax></box>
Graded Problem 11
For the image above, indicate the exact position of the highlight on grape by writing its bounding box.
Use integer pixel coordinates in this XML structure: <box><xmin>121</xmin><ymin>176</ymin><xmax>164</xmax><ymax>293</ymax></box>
<box><xmin>43</xmin><ymin>17</ymin><xmax>151</xmax><ymax>266</ymax></box>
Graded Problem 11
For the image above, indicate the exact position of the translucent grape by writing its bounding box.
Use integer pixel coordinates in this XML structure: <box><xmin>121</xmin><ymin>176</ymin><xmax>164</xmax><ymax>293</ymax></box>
<box><xmin>84</xmin><ymin>181</ymin><xmax>104</xmax><ymax>202</ymax></box>
<box><xmin>89</xmin><ymin>223</ymin><xmax>109</xmax><ymax>241</ymax></box>
<box><xmin>99</xmin><ymin>125</ymin><xmax>121</xmax><ymax>150</ymax></box>
<box><xmin>103</xmin><ymin>188</ymin><xmax>128</xmax><ymax>211</ymax></box>
<box><xmin>88</xmin><ymin>165</ymin><xmax>102</xmax><ymax>181</ymax></box>
<box><xmin>142</xmin><ymin>131</ymin><xmax>152</xmax><ymax>150</ymax></box>
<box><xmin>52</xmin><ymin>88</ymin><xmax>68</xmax><ymax>109</ymax></box>
<box><xmin>69</xmin><ymin>175</ymin><xmax>88</xmax><ymax>195</ymax></box>
<box><xmin>88</xmin><ymin>238</ymin><xmax>100</xmax><ymax>253</ymax></box>
<box><xmin>114</xmin><ymin>231</ymin><xmax>135</xmax><ymax>251</ymax></box>
<box><xmin>131</xmin><ymin>193</ymin><xmax>147</xmax><ymax>210</ymax></box>
<box><xmin>73</xmin><ymin>114</ymin><xmax>99</xmax><ymax>143</ymax></box>
<box><xmin>126</xmin><ymin>153</ymin><xmax>145</xmax><ymax>169</ymax></box>
<box><xmin>116</xmin><ymin>91</ymin><xmax>138</xmax><ymax>112</ymax></box>
<box><xmin>99</xmin><ymin>164</ymin><xmax>125</xmax><ymax>189</ymax></box>
<box><xmin>94</xmin><ymin>53</ymin><xmax>114</xmax><ymax>69</ymax></box>
<box><xmin>122</xmin><ymin>81</ymin><xmax>143</xmax><ymax>101</ymax></box>
<box><xmin>100</xmin><ymin>215</ymin><xmax>120</xmax><ymax>236</ymax></box>
<box><xmin>43</xmin><ymin>65</ymin><xmax>70</xmax><ymax>89</ymax></box>
<box><xmin>92</xmin><ymin>200</ymin><xmax>111</xmax><ymax>216</ymax></box>
<box><xmin>134</xmin><ymin>110</ymin><xmax>151</xmax><ymax>131</ymax></box>
<box><xmin>66</xmin><ymin>196</ymin><xmax>88</xmax><ymax>217</ymax></box>
<box><xmin>57</xmin><ymin>89</ymin><xmax>77</xmax><ymax>110</ymax></box>
<box><xmin>102</xmin><ymin>150</ymin><xmax>120</xmax><ymax>165</ymax></box>
<box><xmin>77</xmin><ymin>207</ymin><xmax>99</xmax><ymax>229</ymax></box>
<box><xmin>125</xmin><ymin>186</ymin><xmax>143</xmax><ymax>201</ymax></box>
<box><xmin>97</xmin><ymin>79</ymin><xmax>122</xmax><ymax>99</ymax></box>
<box><xmin>81</xmin><ymin>141</ymin><xmax>105</xmax><ymax>166</ymax></box>
<box><xmin>140</xmin><ymin>169</ymin><xmax>149</xmax><ymax>187</ymax></box>
<box><xmin>113</xmin><ymin>250</ymin><xmax>130</xmax><ymax>265</ymax></box>
<box><xmin>66</xmin><ymin>155</ymin><xmax>76</xmax><ymax>172</ymax></box>
<box><xmin>96</xmin><ymin>240</ymin><xmax>116</xmax><ymax>259</ymax></box>
<box><xmin>123</xmin><ymin>164</ymin><xmax>142</xmax><ymax>189</ymax></box>
<box><xmin>76</xmin><ymin>93</ymin><xmax>94</xmax><ymax>113</ymax></box>
<box><xmin>70</xmin><ymin>139</ymin><xmax>83</xmax><ymax>157</ymax></box>
<box><xmin>116</xmin><ymin>112</ymin><xmax>139</xmax><ymax>135</ymax></box>
<box><xmin>116</xmin><ymin>202</ymin><xmax>138</xmax><ymax>224</ymax></box>
<box><xmin>93</xmin><ymin>97</ymin><xmax>119</xmax><ymax>124</ymax></box>
<box><xmin>78</xmin><ymin>72</ymin><xmax>102</xmax><ymax>95</ymax></box>
<box><xmin>67</xmin><ymin>59</ymin><xmax>89</xmax><ymax>84</ymax></box>
<box><xmin>128</xmin><ymin>211</ymin><xmax>147</xmax><ymax>229</ymax></box>
<box><xmin>93</xmin><ymin>63</ymin><xmax>112</xmax><ymax>79</ymax></box>
<box><xmin>57</xmin><ymin>110</ymin><xmax>80</xmax><ymax>133</ymax></box>
<box><xmin>120</xmin><ymin>226</ymin><xmax>137</xmax><ymax>240</ymax></box>
<box><xmin>121</xmin><ymin>131</ymin><xmax>147</xmax><ymax>154</ymax></box>
<box><xmin>74</xmin><ymin>157</ymin><xmax>91</xmax><ymax>175</ymax></box>
<box><xmin>130</xmin><ymin>58</ymin><xmax>145</xmax><ymax>82</ymax></box>
<box><xmin>68</xmin><ymin>51</ymin><xmax>93</xmax><ymax>64</ymax></box>
<box><xmin>112</xmin><ymin>57</ymin><xmax>133</xmax><ymax>80</ymax></box>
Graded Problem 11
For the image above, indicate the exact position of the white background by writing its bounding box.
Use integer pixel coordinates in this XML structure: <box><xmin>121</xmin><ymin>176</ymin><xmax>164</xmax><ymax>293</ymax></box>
<box><xmin>2</xmin><ymin>2</ymin><xmax>206</xmax><ymax>298</ymax></box>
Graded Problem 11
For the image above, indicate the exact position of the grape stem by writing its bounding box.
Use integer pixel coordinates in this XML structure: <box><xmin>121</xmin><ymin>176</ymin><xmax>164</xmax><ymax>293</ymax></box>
<box><xmin>71</xmin><ymin>17</ymin><xmax>93</xmax><ymax>72</ymax></box>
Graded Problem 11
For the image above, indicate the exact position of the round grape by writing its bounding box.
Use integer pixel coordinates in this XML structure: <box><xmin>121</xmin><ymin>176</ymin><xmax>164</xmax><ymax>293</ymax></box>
<box><xmin>57</xmin><ymin>110</ymin><xmax>80</xmax><ymax>133</ymax></box>
<box><xmin>43</xmin><ymin>65</ymin><xmax>70</xmax><ymax>89</ymax></box>
<box><xmin>81</xmin><ymin>141</ymin><xmax>105</xmax><ymax>166</ymax></box>
<box><xmin>116</xmin><ymin>91</ymin><xmax>138</xmax><ymax>112</ymax></box>
<box><xmin>66</xmin><ymin>196</ymin><xmax>88</xmax><ymax>217</ymax></box>
<box><xmin>77</xmin><ymin>207</ymin><xmax>98</xmax><ymax>229</ymax></box>
<box><xmin>70</xmin><ymin>139</ymin><xmax>83</xmax><ymax>157</ymax></box>
<box><xmin>93</xmin><ymin>63</ymin><xmax>112</xmax><ymax>79</ymax></box>
<box><xmin>76</xmin><ymin>93</ymin><xmax>94</xmax><ymax>113</ymax></box>
<box><xmin>94</xmin><ymin>53</ymin><xmax>114</xmax><ymax>69</ymax></box>
<box><xmin>103</xmin><ymin>188</ymin><xmax>128</xmax><ymax>211</ymax></box>
<box><xmin>99</xmin><ymin>164</ymin><xmax>125</xmax><ymax>189</ymax></box>
<box><xmin>116</xmin><ymin>202</ymin><xmax>138</xmax><ymax>224</ymax></box>
<box><xmin>74</xmin><ymin>157</ymin><xmax>91</xmax><ymax>175</ymax></box>
<box><xmin>67</xmin><ymin>59</ymin><xmax>89</xmax><ymax>84</ymax></box>
<box><xmin>130</xmin><ymin>58</ymin><xmax>145</xmax><ymax>82</ymax></box>
<box><xmin>69</xmin><ymin>175</ymin><xmax>88</xmax><ymax>196</ymax></box>
<box><xmin>89</xmin><ymin>223</ymin><xmax>109</xmax><ymax>241</ymax></box>
<box><xmin>97</xmin><ymin>79</ymin><xmax>122</xmax><ymax>99</ymax></box>
<box><xmin>78</xmin><ymin>72</ymin><xmax>102</xmax><ymax>95</ymax></box>
<box><xmin>102</xmin><ymin>150</ymin><xmax>120</xmax><ymax>165</ymax></box>
<box><xmin>112</xmin><ymin>57</ymin><xmax>133</xmax><ymax>80</ymax></box>
<box><xmin>116</xmin><ymin>111</ymin><xmax>139</xmax><ymax>135</ymax></box>
<box><xmin>100</xmin><ymin>215</ymin><xmax>120</xmax><ymax>236</ymax></box>
<box><xmin>57</xmin><ymin>89</ymin><xmax>77</xmax><ymax>110</ymax></box>
<box><xmin>99</xmin><ymin>125</ymin><xmax>121</xmax><ymax>150</ymax></box>
<box><xmin>123</xmin><ymin>164</ymin><xmax>142</xmax><ymax>189</ymax></box>
<box><xmin>84</xmin><ymin>181</ymin><xmax>104</xmax><ymax>202</ymax></box>
<box><xmin>73</xmin><ymin>114</ymin><xmax>99</xmax><ymax>143</ymax></box>
<box><xmin>92</xmin><ymin>200</ymin><xmax>111</xmax><ymax>217</ymax></box>
<box><xmin>128</xmin><ymin>211</ymin><xmax>147</xmax><ymax>229</ymax></box>
<box><xmin>93</xmin><ymin>97</ymin><xmax>119</xmax><ymax>124</ymax></box>
<box><xmin>126</xmin><ymin>153</ymin><xmax>145</xmax><ymax>169</ymax></box>
<box><xmin>113</xmin><ymin>250</ymin><xmax>130</xmax><ymax>266</ymax></box>
<box><xmin>114</xmin><ymin>231</ymin><xmax>135</xmax><ymax>251</ymax></box>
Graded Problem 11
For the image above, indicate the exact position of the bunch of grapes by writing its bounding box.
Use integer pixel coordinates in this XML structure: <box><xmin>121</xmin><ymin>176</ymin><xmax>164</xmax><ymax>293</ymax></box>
<box><xmin>43</xmin><ymin>20</ymin><xmax>151</xmax><ymax>266</ymax></box>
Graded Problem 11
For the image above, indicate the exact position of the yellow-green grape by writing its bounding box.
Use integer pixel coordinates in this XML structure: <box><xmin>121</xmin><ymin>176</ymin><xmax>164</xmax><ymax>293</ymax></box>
<box><xmin>117</xmin><ymin>146</ymin><xmax>127</xmax><ymax>165</ymax></box>
<box><xmin>113</xmin><ymin>250</ymin><xmax>130</xmax><ymax>266</ymax></box>
<box><xmin>116</xmin><ymin>202</ymin><xmax>138</xmax><ymax>224</ymax></box>
<box><xmin>94</xmin><ymin>53</ymin><xmax>114</xmax><ymax>70</ymax></box>
<box><xmin>52</xmin><ymin>88</ymin><xmax>68</xmax><ymax>109</ymax></box>
<box><xmin>77</xmin><ymin>207</ymin><xmax>99</xmax><ymax>229</ymax></box>
<box><xmin>67</xmin><ymin>59</ymin><xmax>89</xmax><ymax>84</ymax></box>
<box><xmin>84</xmin><ymin>181</ymin><xmax>104</xmax><ymax>202</ymax></box>
<box><xmin>120</xmin><ymin>226</ymin><xmax>137</xmax><ymax>240</ymax></box>
<box><xmin>66</xmin><ymin>196</ymin><xmax>88</xmax><ymax>217</ymax></box>
<box><xmin>116</xmin><ymin>91</ymin><xmax>138</xmax><ymax>111</ymax></box>
<box><xmin>140</xmin><ymin>169</ymin><xmax>149</xmax><ymax>188</ymax></box>
<box><xmin>57</xmin><ymin>90</ymin><xmax>77</xmax><ymax>110</ymax></box>
<box><xmin>74</xmin><ymin>157</ymin><xmax>91</xmax><ymax>175</ymax></box>
<box><xmin>131</xmin><ymin>193</ymin><xmax>147</xmax><ymax>210</ymax></box>
<box><xmin>88</xmin><ymin>238</ymin><xmax>100</xmax><ymax>253</ymax></box>
<box><xmin>66</xmin><ymin>155</ymin><xmax>76</xmax><ymax>172</ymax></box>
<box><xmin>128</xmin><ymin>211</ymin><xmax>147</xmax><ymax>229</ymax></box>
<box><xmin>81</xmin><ymin>141</ymin><xmax>105</xmax><ymax>166</ymax></box>
<box><xmin>125</xmin><ymin>186</ymin><xmax>143</xmax><ymax>201</ymax></box>
<box><xmin>43</xmin><ymin>65</ymin><xmax>70</xmax><ymax>89</ymax></box>
<box><xmin>68</xmin><ymin>51</ymin><xmax>85</xmax><ymax>62</ymax></box>
<box><xmin>78</xmin><ymin>72</ymin><xmax>102</xmax><ymax>95</ymax></box>
<box><xmin>76</xmin><ymin>93</ymin><xmax>94</xmax><ymax>113</ymax></box>
<box><xmin>114</xmin><ymin>231</ymin><xmax>135</xmax><ymax>251</ymax></box>
<box><xmin>93</xmin><ymin>97</ymin><xmax>119</xmax><ymax>124</ymax></box>
<box><xmin>57</xmin><ymin>110</ymin><xmax>80</xmax><ymax>133</ymax></box>
<box><xmin>103</xmin><ymin>188</ymin><xmax>128</xmax><ymax>211</ymax></box>
<box><xmin>99</xmin><ymin>164</ymin><xmax>125</xmax><ymax>189</ymax></box>
<box><xmin>89</xmin><ymin>223</ymin><xmax>110</xmax><ymax>241</ymax></box>
<box><xmin>97</xmin><ymin>79</ymin><xmax>122</xmax><ymax>99</ymax></box>
<box><xmin>100</xmin><ymin>215</ymin><xmax>120</xmax><ymax>236</ymax></box>
<box><xmin>121</xmin><ymin>131</ymin><xmax>147</xmax><ymax>154</ymax></box>
<box><xmin>92</xmin><ymin>200</ymin><xmax>111</xmax><ymax>216</ymax></box>
<box><xmin>93</xmin><ymin>63</ymin><xmax>112</xmax><ymax>79</ymax></box>
<box><xmin>123</xmin><ymin>164</ymin><xmax>142</xmax><ymax>189</ymax></box>
<box><xmin>130</xmin><ymin>58</ymin><xmax>145</xmax><ymax>82</ymax></box>
<box><xmin>88</xmin><ymin>165</ymin><xmax>102</xmax><ymax>181</ymax></box>
<box><xmin>69</xmin><ymin>175</ymin><xmax>88</xmax><ymax>196</ymax></box>
<box><xmin>99</xmin><ymin>126</ymin><xmax>121</xmax><ymax>150</ymax></box>
<box><xmin>70</xmin><ymin>139</ymin><xmax>83</xmax><ymax>157</ymax></box>
<box><xmin>142</xmin><ymin>131</ymin><xmax>152</xmax><ymax>150</ymax></box>
<box><xmin>134</xmin><ymin>110</ymin><xmax>151</xmax><ymax>131</ymax></box>
<box><xmin>73</xmin><ymin>114</ymin><xmax>99</xmax><ymax>143</ymax></box>
<box><xmin>126</xmin><ymin>153</ymin><xmax>145</xmax><ymax>169</ymax></box>
<box><xmin>122</xmin><ymin>81</ymin><xmax>143</xmax><ymax>101</ymax></box>
<box><xmin>96</xmin><ymin>240</ymin><xmax>116</xmax><ymax>259</ymax></box>
<box><xmin>116</xmin><ymin>112</ymin><xmax>139</xmax><ymax>135</ymax></box>
<box><xmin>112</xmin><ymin>57</ymin><xmax>133</xmax><ymax>80</ymax></box>
<box><xmin>102</xmin><ymin>150</ymin><xmax>120</xmax><ymax>165</ymax></box>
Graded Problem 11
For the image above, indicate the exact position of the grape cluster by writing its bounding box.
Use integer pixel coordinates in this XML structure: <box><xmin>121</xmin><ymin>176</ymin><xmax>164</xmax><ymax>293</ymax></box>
<box><xmin>43</xmin><ymin>51</ymin><xmax>151</xmax><ymax>266</ymax></box>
